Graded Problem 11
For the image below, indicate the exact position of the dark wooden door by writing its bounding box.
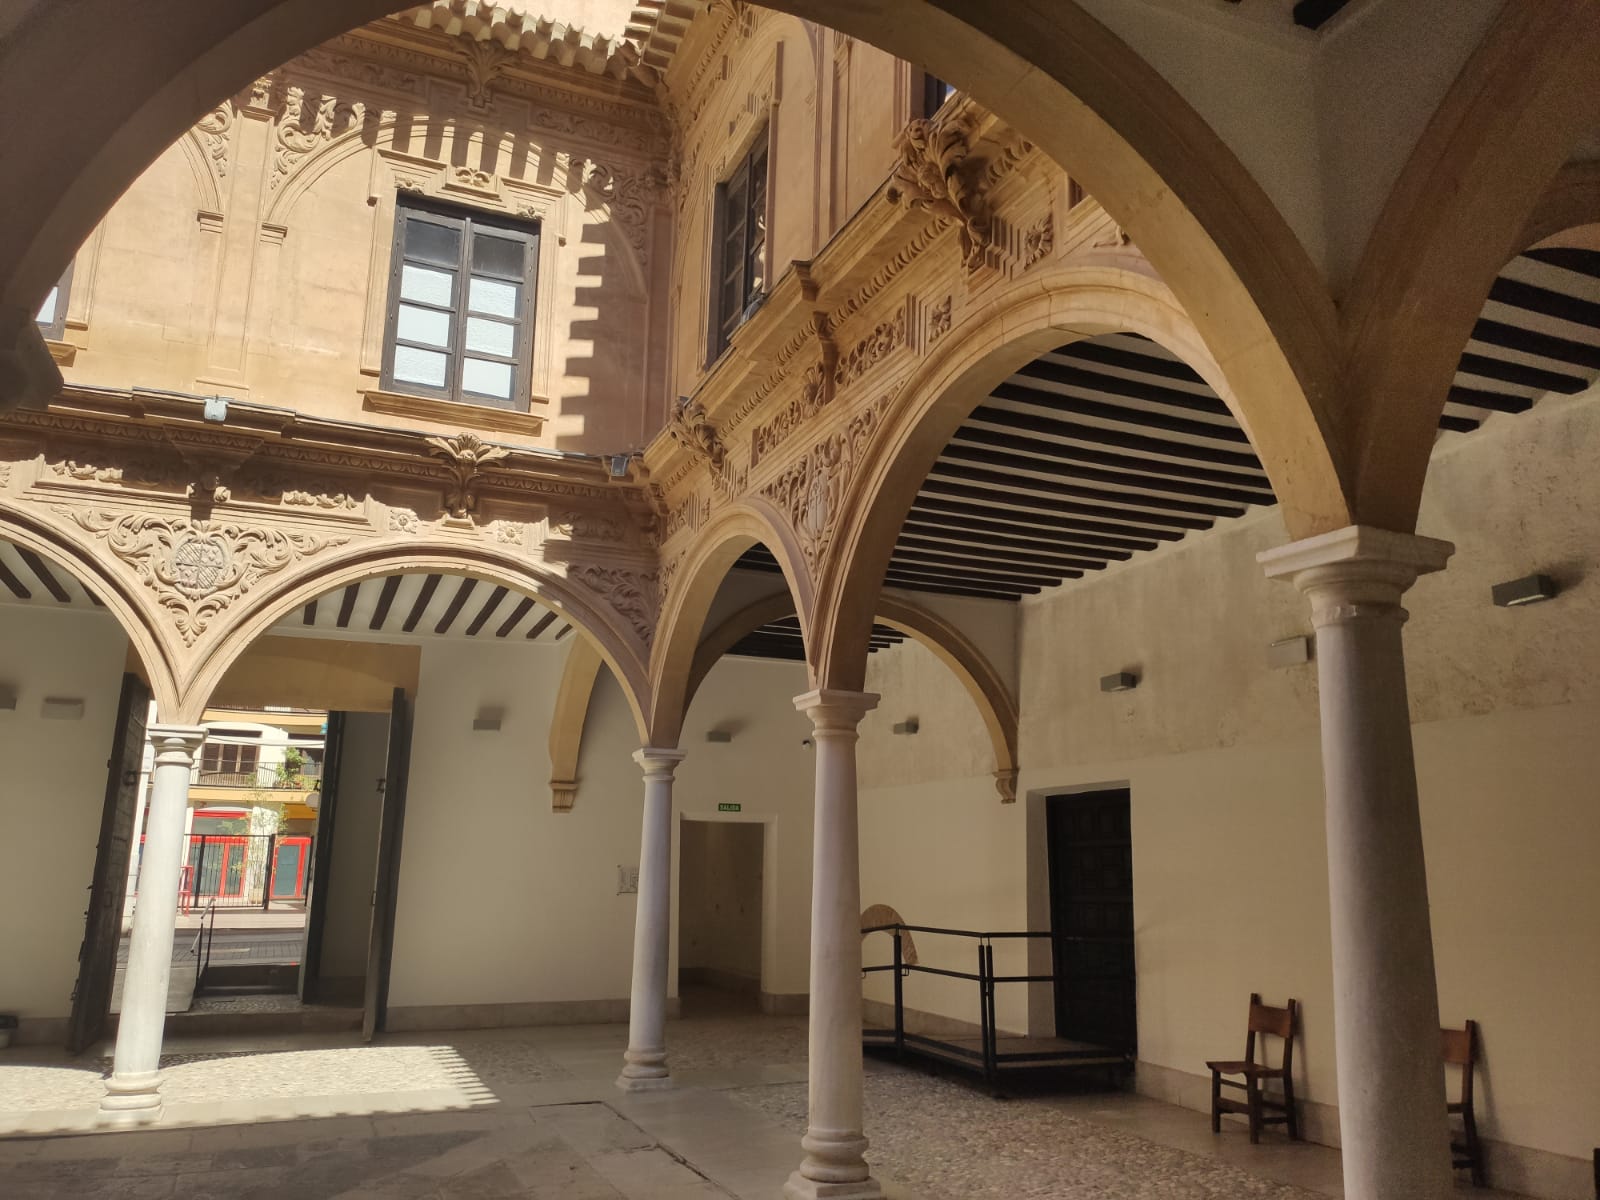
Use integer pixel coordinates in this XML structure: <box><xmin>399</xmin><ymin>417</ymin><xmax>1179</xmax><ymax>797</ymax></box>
<box><xmin>66</xmin><ymin>673</ymin><xmax>151</xmax><ymax>1054</ymax></box>
<box><xmin>1046</xmin><ymin>788</ymin><xmax>1136</xmax><ymax>1055</ymax></box>
<box><xmin>363</xmin><ymin>690</ymin><xmax>413</xmax><ymax>1041</ymax></box>
<box><xmin>298</xmin><ymin>711</ymin><xmax>346</xmax><ymax>1004</ymax></box>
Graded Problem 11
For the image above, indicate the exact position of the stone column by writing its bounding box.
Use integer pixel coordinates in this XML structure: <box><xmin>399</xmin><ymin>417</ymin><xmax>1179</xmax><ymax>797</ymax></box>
<box><xmin>788</xmin><ymin>688</ymin><xmax>881</xmax><ymax>1200</ymax></box>
<box><xmin>100</xmin><ymin>724</ymin><xmax>206</xmax><ymax>1126</ymax></box>
<box><xmin>1260</xmin><ymin>526</ymin><xmax>1454</xmax><ymax>1200</ymax></box>
<box><xmin>617</xmin><ymin>746</ymin><xmax>685</xmax><ymax>1091</ymax></box>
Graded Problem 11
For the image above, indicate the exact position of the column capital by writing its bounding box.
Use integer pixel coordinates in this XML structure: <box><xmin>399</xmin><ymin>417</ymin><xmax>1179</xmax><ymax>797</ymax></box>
<box><xmin>632</xmin><ymin>746</ymin><xmax>686</xmax><ymax>779</ymax></box>
<box><xmin>147</xmin><ymin>724</ymin><xmax>207</xmax><ymax>767</ymax></box>
<box><xmin>793</xmin><ymin>688</ymin><xmax>879</xmax><ymax>732</ymax></box>
<box><xmin>1258</xmin><ymin>525</ymin><xmax>1453</xmax><ymax>628</ymax></box>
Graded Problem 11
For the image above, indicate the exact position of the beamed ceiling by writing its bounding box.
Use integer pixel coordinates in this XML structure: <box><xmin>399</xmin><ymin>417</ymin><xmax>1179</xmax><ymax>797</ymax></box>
<box><xmin>736</xmin><ymin>248</ymin><xmax>1600</xmax><ymax>606</ymax></box>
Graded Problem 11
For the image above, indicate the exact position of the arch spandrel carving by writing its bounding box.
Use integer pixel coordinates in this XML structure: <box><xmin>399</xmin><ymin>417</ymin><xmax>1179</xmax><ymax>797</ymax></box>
<box><xmin>0</xmin><ymin>394</ymin><xmax>658</xmax><ymax>732</ymax></box>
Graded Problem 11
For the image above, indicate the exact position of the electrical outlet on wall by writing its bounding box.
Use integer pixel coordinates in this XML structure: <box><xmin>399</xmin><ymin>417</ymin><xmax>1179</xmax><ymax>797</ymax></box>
<box><xmin>617</xmin><ymin>865</ymin><xmax>640</xmax><ymax>895</ymax></box>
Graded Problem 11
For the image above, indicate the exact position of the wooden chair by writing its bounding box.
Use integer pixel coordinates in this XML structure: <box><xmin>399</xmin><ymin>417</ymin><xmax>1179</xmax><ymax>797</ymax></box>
<box><xmin>1207</xmin><ymin>993</ymin><xmax>1300</xmax><ymax>1143</ymax></box>
<box><xmin>1443</xmin><ymin>1020</ymin><xmax>1486</xmax><ymax>1187</ymax></box>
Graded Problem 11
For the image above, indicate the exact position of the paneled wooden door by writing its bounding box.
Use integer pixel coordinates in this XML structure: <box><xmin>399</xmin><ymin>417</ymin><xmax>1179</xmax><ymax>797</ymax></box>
<box><xmin>1046</xmin><ymin>788</ymin><xmax>1136</xmax><ymax>1055</ymax></box>
<box><xmin>66</xmin><ymin>673</ymin><xmax>151</xmax><ymax>1054</ymax></box>
<box><xmin>298</xmin><ymin>711</ymin><xmax>346</xmax><ymax>1004</ymax></box>
<box><xmin>363</xmin><ymin>689</ymin><xmax>413</xmax><ymax>1042</ymax></box>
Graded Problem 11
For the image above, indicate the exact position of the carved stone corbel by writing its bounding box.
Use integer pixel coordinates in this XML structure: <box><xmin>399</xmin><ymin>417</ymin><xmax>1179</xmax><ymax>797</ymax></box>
<box><xmin>426</xmin><ymin>431</ymin><xmax>511</xmax><ymax>520</ymax></box>
<box><xmin>886</xmin><ymin>115</ymin><xmax>992</xmax><ymax>271</ymax></box>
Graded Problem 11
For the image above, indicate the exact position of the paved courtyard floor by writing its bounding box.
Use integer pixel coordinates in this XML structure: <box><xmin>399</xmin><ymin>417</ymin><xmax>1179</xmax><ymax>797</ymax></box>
<box><xmin>0</xmin><ymin>1004</ymin><xmax>1523</xmax><ymax>1199</ymax></box>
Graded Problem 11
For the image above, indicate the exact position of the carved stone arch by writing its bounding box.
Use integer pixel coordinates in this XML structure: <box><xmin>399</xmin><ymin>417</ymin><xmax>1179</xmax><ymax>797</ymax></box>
<box><xmin>0</xmin><ymin>503</ymin><xmax>182</xmax><ymax>717</ymax></box>
<box><xmin>813</xmin><ymin>263</ymin><xmax>1245</xmax><ymax>690</ymax></box>
<box><xmin>178</xmin><ymin>539</ymin><xmax>652</xmax><ymax>733</ymax></box>
<box><xmin>547</xmin><ymin>635</ymin><xmax>604</xmax><ymax>812</ymax></box>
<box><xmin>688</xmin><ymin>590</ymin><xmax>1018</xmax><ymax>802</ymax></box>
<box><xmin>649</xmin><ymin>498</ymin><xmax>813</xmax><ymax>747</ymax></box>
<box><xmin>176</xmin><ymin>127</ymin><xmax>226</xmax><ymax>217</ymax></box>
<box><xmin>1521</xmin><ymin>162</ymin><xmax>1600</xmax><ymax>253</ymax></box>
<box><xmin>1339</xmin><ymin>4</ymin><xmax>1600</xmax><ymax>535</ymax></box>
<box><xmin>861</xmin><ymin>903</ymin><xmax>918</xmax><ymax>965</ymax></box>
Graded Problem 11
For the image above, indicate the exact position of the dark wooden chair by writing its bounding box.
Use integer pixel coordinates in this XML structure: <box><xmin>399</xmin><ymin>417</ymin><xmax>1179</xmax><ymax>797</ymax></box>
<box><xmin>1207</xmin><ymin>993</ymin><xmax>1300</xmax><ymax>1143</ymax></box>
<box><xmin>1443</xmin><ymin>1020</ymin><xmax>1486</xmax><ymax>1187</ymax></box>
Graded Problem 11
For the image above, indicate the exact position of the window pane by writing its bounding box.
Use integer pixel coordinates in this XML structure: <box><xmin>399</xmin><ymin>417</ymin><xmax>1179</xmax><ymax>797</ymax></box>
<box><xmin>401</xmin><ymin>263</ymin><xmax>454</xmax><ymax>307</ymax></box>
<box><xmin>464</xmin><ymin>316</ymin><xmax>515</xmax><ymax>358</ymax></box>
<box><xmin>393</xmin><ymin>345</ymin><xmax>449</xmax><ymax>388</ymax></box>
<box><xmin>35</xmin><ymin>285</ymin><xmax>59</xmax><ymax>326</ymax></box>
<box><xmin>468</xmin><ymin>276</ymin><xmax>519</xmax><ymax>318</ymax></box>
<box><xmin>405</xmin><ymin>218</ymin><xmax>461</xmax><ymax>267</ymax></box>
<box><xmin>462</xmin><ymin>357</ymin><xmax>513</xmax><ymax>399</ymax></box>
<box><xmin>471</xmin><ymin>232</ymin><xmax>525</xmax><ymax>279</ymax></box>
<box><xmin>396</xmin><ymin>304</ymin><xmax>451</xmax><ymax>349</ymax></box>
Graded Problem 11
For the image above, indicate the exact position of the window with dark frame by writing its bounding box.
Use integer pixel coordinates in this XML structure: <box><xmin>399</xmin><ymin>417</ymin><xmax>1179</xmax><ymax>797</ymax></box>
<box><xmin>922</xmin><ymin>73</ymin><xmax>956</xmax><ymax>117</ymax></box>
<box><xmin>35</xmin><ymin>262</ymin><xmax>73</xmax><ymax>341</ymax></box>
<box><xmin>382</xmin><ymin>197</ymin><xmax>540</xmax><ymax>411</ymax></box>
<box><xmin>200</xmin><ymin>743</ymin><xmax>261</xmax><ymax>778</ymax></box>
<box><xmin>711</xmin><ymin>128</ymin><xmax>770</xmax><ymax>358</ymax></box>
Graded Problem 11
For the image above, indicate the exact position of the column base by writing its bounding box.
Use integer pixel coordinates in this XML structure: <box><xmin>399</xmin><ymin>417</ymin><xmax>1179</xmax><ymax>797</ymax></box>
<box><xmin>97</xmin><ymin>1071</ymin><xmax>164</xmax><ymax>1127</ymax></box>
<box><xmin>615</xmin><ymin>1070</ymin><xmax>675</xmax><ymax>1093</ymax></box>
<box><xmin>784</xmin><ymin>1171</ymin><xmax>884</xmax><ymax>1200</ymax></box>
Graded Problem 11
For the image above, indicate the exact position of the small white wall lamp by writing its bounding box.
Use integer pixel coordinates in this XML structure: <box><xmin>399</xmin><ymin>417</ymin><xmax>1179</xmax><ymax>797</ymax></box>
<box><xmin>0</xmin><ymin>684</ymin><xmax>16</xmax><ymax>712</ymax></box>
<box><xmin>472</xmin><ymin>707</ymin><xmax>504</xmax><ymax>732</ymax></box>
<box><xmin>40</xmin><ymin>697</ymin><xmax>85</xmax><ymax>720</ymax></box>
<box><xmin>1267</xmin><ymin>635</ymin><xmax>1312</xmax><ymax>668</ymax></box>
<box><xmin>1491</xmin><ymin>574</ymin><xmax>1557</xmax><ymax>607</ymax></box>
<box><xmin>705</xmin><ymin>728</ymin><xmax>734</xmax><ymax>743</ymax></box>
<box><xmin>891</xmin><ymin>717</ymin><xmax>920</xmax><ymax>735</ymax></box>
<box><xmin>1099</xmin><ymin>672</ymin><xmax>1138</xmax><ymax>693</ymax></box>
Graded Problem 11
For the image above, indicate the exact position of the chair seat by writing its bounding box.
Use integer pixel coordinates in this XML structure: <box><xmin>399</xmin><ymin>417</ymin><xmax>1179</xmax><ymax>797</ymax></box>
<box><xmin>1206</xmin><ymin>1060</ymin><xmax>1286</xmax><ymax>1078</ymax></box>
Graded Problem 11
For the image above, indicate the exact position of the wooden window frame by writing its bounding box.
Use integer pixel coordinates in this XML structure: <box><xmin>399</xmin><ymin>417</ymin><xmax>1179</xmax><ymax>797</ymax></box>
<box><xmin>201</xmin><ymin>743</ymin><xmax>260</xmax><ymax>777</ymax></box>
<box><xmin>380</xmin><ymin>195</ymin><xmax>541</xmax><ymax>412</ymax></box>
<box><xmin>710</xmin><ymin>127</ymin><xmax>770</xmax><ymax>361</ymax></box>
<box><xmin>35</xmin><ymin>260</ymin><xmax>74</xmax><ymax>341</ymax></box>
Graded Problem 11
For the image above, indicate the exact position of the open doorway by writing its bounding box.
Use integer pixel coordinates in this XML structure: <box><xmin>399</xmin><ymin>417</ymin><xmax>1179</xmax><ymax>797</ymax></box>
<box><xmin>678</xmin><ymin>819</ymin><xmax>764</xmax><ymax>1015</ymax></box>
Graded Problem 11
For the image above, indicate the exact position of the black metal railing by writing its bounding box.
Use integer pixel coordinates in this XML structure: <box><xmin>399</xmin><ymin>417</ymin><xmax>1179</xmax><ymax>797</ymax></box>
<box><xmin>159</xmin><ymin>833</ymin><xmax>315</xmax><ymax>911</ymax></box>
<box><xmin>861</xmin><ymin>923</ymin><xmax>1128</xmax><ymax>1088</ymax></box>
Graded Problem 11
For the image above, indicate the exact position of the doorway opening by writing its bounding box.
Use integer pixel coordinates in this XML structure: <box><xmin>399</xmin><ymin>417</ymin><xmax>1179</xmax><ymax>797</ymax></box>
<box><xmin>1046</xmin><ymin>787</ymin><xmax>1136</xmax><ymax>1057</ymax></box>
<box><xmin>677</xmin><ymin>819</ymin><xmax>764</xmax><ymax>1016</ymax></box>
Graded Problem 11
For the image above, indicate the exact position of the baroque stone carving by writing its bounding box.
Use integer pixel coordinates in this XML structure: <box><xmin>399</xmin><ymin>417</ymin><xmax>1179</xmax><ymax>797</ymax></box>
<box><xmin>196</xmin><ymin>103</ymin><xmax>234</xmax><ymax>179</ymax></box>
<box><xmin>1023</xmin><ymin>212</ymin><xmax>1055</xmax><ymax>268</ymax></box>
<box><xmin>927</xmin><ymin>295</ymin><xmax>952</xmax><ymax>344</ymax></box>
<box><xmin>667</xmin><ymin>397</ymin><xmax>745</xmax><ymax>495</ymax></box>
<box><xmin>551</xmin><ymin>511</ymin><xmax>626</xmax><ymax>542</ymax></box>
<box><xmin>835</xmin><ymin>308</ymin><xmax>907</xmax><ymax>388</ymax></box>
<box><xmin>762</xmin><ymin>393</ymin><xmax>893</xmax><ymax>576</ymax></box>
<box><xmin>886</xmin><ymin>117</ymin><xmax>991</xmax><ymax>271</ymax></box>
<box><xmin>56</xmin><ymin>508</ymin><xmax>347</xmax><ymax>645</ymax></box>
<box><xmin>750</xmin><ymin>359</ymin><xmax>832</xmax><ymax>468</ymax></box>
<box><xmin>571</xmin><ymin>563</ymin><xmax>659</xmax><ymax>648</ymax></box>
<box><xmin>426</xmin><ymin>432</ymin><xmax>512</xmax><ymax>520</ymax></box>
<box><xmin>580</xmin><ymin>162</ymin><xmax>666</xmax><ymax>265</ymax></box>
<box><xmin>459</xmin><ymin>38</ymin><xmax>514</xmax><ymax>110</ymax></box>
<box><xmin>272</xmin><ymin>85</ymin><xmax>365</xmax><ymax>191</ymax></box>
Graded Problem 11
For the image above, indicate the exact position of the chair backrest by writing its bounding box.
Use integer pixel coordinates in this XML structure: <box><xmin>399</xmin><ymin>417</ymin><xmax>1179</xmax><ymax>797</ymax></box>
<box><xmin>1244</xmin><ymin>992</ymin><xmax>1298</xmax><ymax>1071</ymax></box>
<box><xmin>1441</xmin><ymin>1020</ymin><xmax>1478</xmax><ymax>1105</ymax></box>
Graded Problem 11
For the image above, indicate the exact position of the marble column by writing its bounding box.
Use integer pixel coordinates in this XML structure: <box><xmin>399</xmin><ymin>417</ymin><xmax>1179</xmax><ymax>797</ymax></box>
<box><xmin>1260</xmin><ymin>526</ymin><xmax>1454</xmax><ymax>1200</ymax></box>
<box><xmin>99</xmin><ymin>724</ymin><xmax>206</xmax><ymax>1126</ymax></box>
<box><xmin>788</xmin><ymin>688</ymin><xmax>881</xmax><ymax>1200</ymax></box>
<box><xmin>617</xmin><ymin>746</ymin><xmax>685</xmax><ymax>1091</ymax></box>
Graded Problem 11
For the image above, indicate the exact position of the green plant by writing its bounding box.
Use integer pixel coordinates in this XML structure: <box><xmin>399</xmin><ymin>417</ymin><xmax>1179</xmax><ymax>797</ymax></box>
<box><xmin>274</xmin><ymin>747</ymin><xmax>306</xmax><ymax>789</ymax></box>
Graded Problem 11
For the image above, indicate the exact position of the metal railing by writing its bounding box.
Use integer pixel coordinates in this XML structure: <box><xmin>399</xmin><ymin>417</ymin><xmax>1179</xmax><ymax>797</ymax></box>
<box><xmin>168</xmin><ymin>833</ymin><xmax>314</xmax><ymax>911</ymax></box>
<box><xmin>861</xmin><ymin>923</ymin><xmax>1129</xmax><ymax>1088</ymax></box>
<box><xmin>196</xmin><ymin>763</ymin><xmax>322</xmax><ymax>789</ymax></box>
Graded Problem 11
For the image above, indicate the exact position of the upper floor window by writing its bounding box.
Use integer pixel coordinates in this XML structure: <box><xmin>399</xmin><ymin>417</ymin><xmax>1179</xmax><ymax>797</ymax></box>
<box><xmin>712</xmin><ymin>128</ymin><xmax>769</xmax><ymax>358</ymax></box>
<box><xmin>922</xmin><ymin>73</ymin><xmax>956</xmax><ymax>117</ymax></box>
<box><xmin>200</xmin><ymin>742</ymin><xmax>260</xmax><ymax>780</ymax></box>
<box><xmin>35</xmin><ymin>263</ymin><xmax>73</xmax><ymax>341</ymax></box>
<box><xmin>382</xmin><ymin>197</ymin><xmax>540</xmax><ymax>411</ymax></box>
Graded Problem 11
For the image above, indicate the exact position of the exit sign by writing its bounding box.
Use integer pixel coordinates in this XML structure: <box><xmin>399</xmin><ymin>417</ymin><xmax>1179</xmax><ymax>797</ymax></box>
<box><xmin>718</xmin><ymin>803</ymin><xmax>742</xmax><ymax>813</ymax></box>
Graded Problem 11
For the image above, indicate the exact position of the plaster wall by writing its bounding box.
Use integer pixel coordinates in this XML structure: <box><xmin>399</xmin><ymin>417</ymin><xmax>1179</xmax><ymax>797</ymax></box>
<box><xmin>316</xmin><ymin>710</ymin><xmax>390</xmax><ymax>986</ymax></box>
<box><xmin>383</xmin><ymin>638</ymin><xmax>815</xmax><ymax>1014</ymax></box>
<box><xmin>853</xmin><ymin>383</ymin><xmax>1600</xmax><ymax>1178</ymax></box>
<box><xmin>0</xmin><ymin>605</ymin><xmax>130</xmax><ymax>1021</ymax></box>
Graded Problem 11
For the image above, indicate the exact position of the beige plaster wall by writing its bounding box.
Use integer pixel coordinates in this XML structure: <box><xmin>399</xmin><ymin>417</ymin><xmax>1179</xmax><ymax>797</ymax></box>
<box><xmin>0</xmin><ymin>606</ymin><xmax>130</xmax><ymax>1020</ymax></box>
<box><xmin>384</xmin><ymin>638</ymin><xmax>816</xmax><ymax>1012</ymax></box>
<box><xmin>853</xmin><ymin>383</ymin><xmax>1600</xmax><ymax>1173</ymax></box>
<box><xmin>315</xmin><ymin>710</ymin><xmax>390</xmax><ymax>986</ymax></box>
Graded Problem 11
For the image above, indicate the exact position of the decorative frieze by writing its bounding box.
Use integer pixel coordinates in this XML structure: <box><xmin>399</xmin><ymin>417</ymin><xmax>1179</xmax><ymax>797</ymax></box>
<box><xmin>54</xmin><ymin>507</ymin><xmax>348</xmax><ymax>646</ymax></box>
<box><xmin>271</xmin><ymin>86</ymin><xmax>366</xmax><ymax>192</ymax></box>
<box><xmin>571</xmin><ymin>563</ymin><xmax>660</xmax><ymax>649</ymax></box>
<box><xmin>886</xmin><ymin>116</ymin><xmax>992</xmax><ymax>271</ymax></box>
<box><xmin>1023</xmin><ymin>212</ymin><xmax>1055</xmax><ymax>269</ymax></box>
<box><xmin>750</xmin><ymin>360</ymin><xmax>832</xmax><ymax>469</ymax></box>
<box><xmin>667</xmin><ymin>397</ymin><xmax>745</xmax><ymax>496</ymax></box>
<box><xmin>835</xmin><ymin>306</ymin><xmax>908</xmax><ymax>390</ymax></box>
<box><xmin>425</xmin><ymin>432</ymin><xmax>511</xmax><ymax>520</ymax></box>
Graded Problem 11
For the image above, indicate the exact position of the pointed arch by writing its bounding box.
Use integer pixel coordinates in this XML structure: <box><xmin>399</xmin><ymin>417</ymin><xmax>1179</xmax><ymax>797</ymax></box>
<box><xmin>179</xmin><ymin>539</ymin><xmax>651</xmax><ymax>733</ymax></box>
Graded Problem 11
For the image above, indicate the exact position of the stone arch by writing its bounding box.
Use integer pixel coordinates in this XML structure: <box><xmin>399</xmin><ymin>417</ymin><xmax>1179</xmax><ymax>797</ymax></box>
<box><xmin>813</xmin><ymin>262</ymin><xmax>1242</xmax><ymax>691</ymax></box>
<box><xmin>1337</xmin><ymin>4</ymin><xmax>1600</xmax><ymax>535</ymax></box>
<box><xmin>689</xmin><ymin>590</ymin><xmax>1017</xmax><ymax>802</ymax></box>
<box><xmin>650</xmin><ymin>498</ymin><xmax>812</xmax><ymax>747</ymax></box>
<box><xmin>178</xmin><ymin>538</ymin><xmax>652</xmax><ymax>732</ymax></box>
<box><xmin>860</xmin><ymin>903</ymin><xmax>918</xmax><ymax>966</ymax></box>
<box><xmin>0</xmin><ymin>504</ymin><xmax>181</xmax><ymax>716</ymax></box>
<box><xmin>547</xmin><ymin>635</ymin><xmax>604</xmax><ymax>812</ymax></box>
<box><xmin>1</xmin><ymin>0</ymin><xmax>1345</xmax><ymax>532</ymax></box>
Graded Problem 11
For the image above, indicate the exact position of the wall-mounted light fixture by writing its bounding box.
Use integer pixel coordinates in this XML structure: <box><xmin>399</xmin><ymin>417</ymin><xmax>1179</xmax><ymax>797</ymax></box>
<box><xmin>202</xmin><ymin>396</ymin><xmax>229</xmax><ymax>423</ymax></box>
<box><xmin>1099</xmin><ymin>672</ymin><xmax>1138</xmax><ymax>693</ymax></box>
<box><xmin>472</xmin><ymin>707</ymin><xmax>504</xmax><ymax>732</ymax></box>
<box><xmin>705</xmin><ymin>728</ymin><xmax>734</xmax><ymax>743</ymax></box>
<box><xmin>1267</xmin><ymin>635</ymin><xmax>1312</xmax><ymax>669</ymax></box>
<box><xmin>40</xmin><ymin>697</ymin><xmax>85</xmax><ymax>720</ymax></box>
<box><xmin>0</xmin><ymin>684</ymin><xmax>16</xmax><ymax>712</ymax></box>
<box><xmin>607</xmin><ymin>453</ymin><xmax>632</xmax><ymax>479</ymax></box>
<box><xmin>891</xmin><ymin>717</ymin><xmax>920</xmax><ymax>735</ymax></box>
<box><xmin>1491</xmin><ymin>573</ymin><xmax>1557</xmax><ymax>608</ymax></box>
